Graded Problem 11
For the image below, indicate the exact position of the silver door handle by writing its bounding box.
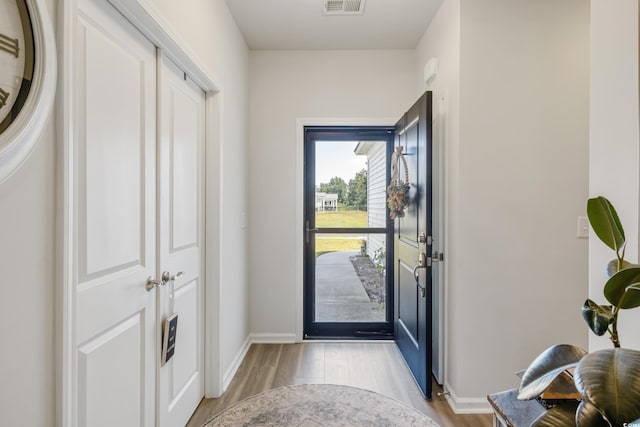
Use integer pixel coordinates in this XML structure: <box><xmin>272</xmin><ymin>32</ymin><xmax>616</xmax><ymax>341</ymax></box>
<box><xmin>413</xmin><ymin>268</ymin><xmax>426</xmax><ymax>298</ymax></box>
<box><xmin>146</xmin><ymin>276</ymin><xmax>165</xmax><ymax>291</ymax></box>
<box><xmin>161</xmin><ymin>271</ymin><xmax>185</xmax><ymax>283</ymax></box>
<box><xmin>413</xmin><ymin>267</ymin><xmax>426</xmax><ymax>298</ymax></box>
<box><xmin>305</xmin><ymin>220</ymin><xmax>319</xmax><ymax>243</ymax></box>
<box><xmin>413</xmin><ymin>253</ymin><xmax>427</xmax><ymax>298</ymax></box>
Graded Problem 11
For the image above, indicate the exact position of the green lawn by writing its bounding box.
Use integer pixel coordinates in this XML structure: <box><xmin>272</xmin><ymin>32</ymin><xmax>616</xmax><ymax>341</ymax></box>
<box><xmin>315</xmin><ymin>210</ymin><xmax>367</xmax><ymax>256</ymax></box>
<box><xmin>315</xmin><ymin>237</ymin><xmax>363</xmax><ymax>257</ymax></box>
<box><xmin>315</xmin><ymin>210</ymin><xmax>367</xmax><ymax>228</ymax></box>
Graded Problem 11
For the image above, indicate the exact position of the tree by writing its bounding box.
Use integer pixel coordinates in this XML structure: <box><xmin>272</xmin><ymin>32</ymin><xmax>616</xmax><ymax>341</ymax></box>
<box><xmin>348</xmin><ymin>168</ymin><xmax>367</xmax><ymax>210</ymax></box>
<box><xmin>319</xmin><ymin>176</ymin><xmax>347</xmax><ymax>203</ymax></box>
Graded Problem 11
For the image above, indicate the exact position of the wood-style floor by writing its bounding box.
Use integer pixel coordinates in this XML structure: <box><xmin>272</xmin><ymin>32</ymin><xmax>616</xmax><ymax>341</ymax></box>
<box><xmin>187</xmin><ymin>342</ymin><xmax>492</xmax><ymax>427</ymax></box>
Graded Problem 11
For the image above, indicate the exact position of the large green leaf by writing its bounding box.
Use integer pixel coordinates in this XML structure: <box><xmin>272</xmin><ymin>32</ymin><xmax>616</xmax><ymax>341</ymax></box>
<box><xmin>606</xmin><ymin>259</ymin><xmax>634</xmax><ymax>278</ymax></box>
<box><xmin>603</xmin><ymin>267</ymin><xmax>640</xmax><ymax>309</ymax></box>
<box><xmin>518</xmin><ymin>344</ymin><xmax>587</xmax><ymax>400</ymax></box>
<box><xmin>581</xmin><ymin>300</ymin><xmax>613</xmax><ymax>336</ymax></box>
<box><xmin>587</xmin><ymin>197</ymin><xmax>625</xmax><ymax>253</ymax></box>
<box><xmin>531</xmin><ymin>401</ymin><xmax>579</xmax><ymax>427</ymax></box>
<box><xmin>575</xmin><ymin>348</ymin><xmax>640</xmax><ymax>426</ymax></box>
<box><xmin>576</xmin><ymin>400</ymin><xmax>610</xmax><ymax>427</ymax></box>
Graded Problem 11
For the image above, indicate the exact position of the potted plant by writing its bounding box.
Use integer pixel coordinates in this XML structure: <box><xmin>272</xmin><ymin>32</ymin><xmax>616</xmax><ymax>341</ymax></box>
<box><xmin>517</xmin><ymin>197</ymin><xmax>640</xmax><ymax>426</ymax></box>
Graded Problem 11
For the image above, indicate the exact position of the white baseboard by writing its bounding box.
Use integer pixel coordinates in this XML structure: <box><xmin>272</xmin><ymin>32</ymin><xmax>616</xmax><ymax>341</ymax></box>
<box><xmin>221</xmin><ymin>333</ymin><xmax>297</xmax><ymax>392</ymax></box>
<box><xmin>222</xmin><ymin>336</ymin><xmax>251</xmax><ymax>392</ymax></box>
<box><xmin>250</xmin><ymin>333</ymin><xmax>297</xmax><ymax>344</ymax></box>
<box><xmin>444</xmin><ymin>382</ymin><xmax>493</xmax><ymax>414</ymax></box>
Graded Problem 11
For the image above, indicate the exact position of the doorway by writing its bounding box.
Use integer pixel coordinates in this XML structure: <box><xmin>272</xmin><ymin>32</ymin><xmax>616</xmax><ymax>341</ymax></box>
<box><xmin>303</xmin><ymin>127</ymin><xmax>394</xmax><ymax>338</ymax></box>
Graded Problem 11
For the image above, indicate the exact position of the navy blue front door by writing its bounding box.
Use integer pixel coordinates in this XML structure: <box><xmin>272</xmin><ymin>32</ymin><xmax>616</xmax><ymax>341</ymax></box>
<box><xmin>394</xmin><ymin>92</ymin><xmax>433</xmax><ymax>398</ymax></box>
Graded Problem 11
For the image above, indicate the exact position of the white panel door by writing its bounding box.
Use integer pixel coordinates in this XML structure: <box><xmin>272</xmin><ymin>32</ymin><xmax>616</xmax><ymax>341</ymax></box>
<box><xmin>158</xmin><ymin>56</ymin><xmax>206</xmax><ymax>427</ymax></box>
<box><xmin>74</xmin><ymin>1</ymin><xmax>157</xmax><ymax>426</ymax></box>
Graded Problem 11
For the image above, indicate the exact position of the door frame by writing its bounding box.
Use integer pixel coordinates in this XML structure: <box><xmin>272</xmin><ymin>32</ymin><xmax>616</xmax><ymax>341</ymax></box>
<box><xmin>57</xmin><ymin>1</ymin><xmax>223</xmax><ymax>425</ymax></box>
<box><xmin>303</xmin><ymin>126</ymin><xmax>395</xmax><ymax>339</ymax></box>
<box><xmin>294</xmin><ymin>118</ymin><xmax>396</xmax><ymax>342</ymax></box>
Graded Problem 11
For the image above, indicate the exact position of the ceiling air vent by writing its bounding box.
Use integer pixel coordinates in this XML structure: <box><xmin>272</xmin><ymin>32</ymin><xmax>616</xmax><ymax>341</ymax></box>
<box><xmin>323</xmin><ymin>0</ymin><xmax>366</xmax><ymax>15</ymax></box>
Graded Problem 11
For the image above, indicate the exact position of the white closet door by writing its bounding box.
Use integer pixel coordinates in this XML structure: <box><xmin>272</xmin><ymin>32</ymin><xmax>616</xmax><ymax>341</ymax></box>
<box><xmin>157</xmin><ymin>56</ymin><xmax>206</xmax><ymax>427</ymax></box>
<box><xmin>74</xmin><ymin>0</ymin><xmax>157</xmax><ymax>426</ymax></box>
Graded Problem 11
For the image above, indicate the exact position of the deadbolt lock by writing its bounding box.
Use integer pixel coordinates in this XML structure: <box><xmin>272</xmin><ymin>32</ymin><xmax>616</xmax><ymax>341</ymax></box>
<box><xmin>418</xmin><ymin>233</ymin><xmax>433</xmax><ymax>246</ymax></box>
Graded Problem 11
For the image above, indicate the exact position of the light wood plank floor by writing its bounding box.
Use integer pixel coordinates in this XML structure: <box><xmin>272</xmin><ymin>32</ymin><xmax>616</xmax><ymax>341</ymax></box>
<box><xmin>187</xmin><ymin>342</ymin><xmax>492</xmax><ymax>427</ymax></box>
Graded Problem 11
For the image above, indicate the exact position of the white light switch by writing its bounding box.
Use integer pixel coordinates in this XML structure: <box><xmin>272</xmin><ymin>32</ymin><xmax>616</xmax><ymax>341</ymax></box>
<box><xmin>577</xmin><ymin>216</ymin><xmax>589</xmax><ymax>238</ymax></box>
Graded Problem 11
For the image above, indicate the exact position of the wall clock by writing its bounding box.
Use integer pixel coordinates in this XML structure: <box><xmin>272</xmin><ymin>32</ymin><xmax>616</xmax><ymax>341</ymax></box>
<box><xmin>0</xmin><ymin>0</ymin><xmax>56</xmax><ymax>183</ymax></box>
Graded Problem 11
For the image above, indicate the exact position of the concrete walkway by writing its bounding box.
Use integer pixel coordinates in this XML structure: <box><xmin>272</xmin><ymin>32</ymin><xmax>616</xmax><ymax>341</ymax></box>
<box><xmin>315</xmin><ymin>251</ymin><xmax>385</xmax><ymax>322</ymax></box>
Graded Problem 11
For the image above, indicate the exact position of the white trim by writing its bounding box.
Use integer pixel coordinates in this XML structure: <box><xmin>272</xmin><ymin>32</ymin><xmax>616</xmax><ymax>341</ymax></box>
<box><xmin>58</xmin><ymin>0</ymin><xmax>224</xmax><ymax>422</ymax></box>
<box><xmin>204</xmin><ymin>92</ymin><xmax>224</xmax><ymax>398</ymax></box>
<box><xmin>0</xmin><ymin>0</ymin><xmax>57</xmax><ymax>184</ymax></box>
<box><xmin>222</xmin><ymin>336</ymin><xmax>251</xmax><ymax>391</ymax></box>
<box><xmin>443</xmin><ymin>382</ymin><xmax>493</xmax><ymax>414</ymax></box>
<box><xmin>57</xmin><ymin>3</ymin><xmax>77</xmax><ymax>426</ymax></box>
<box><xmin>294</xmin><ymin>117</ymin><xmax>396</xmax><ymax>342</ymax></box>
<box><xmin>433</xmin><ymin>89</ymin><xmax>448</xmax><ymax>386</ymax></box>
<box><xmin>250</xmin><ymin>333</ymin><xmax>297</xmax><ymax>344</ymax></box>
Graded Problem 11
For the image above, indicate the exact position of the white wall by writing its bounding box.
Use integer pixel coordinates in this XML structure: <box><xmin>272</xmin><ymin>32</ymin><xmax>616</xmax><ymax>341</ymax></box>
<box><xmin>146</xmin><ymin>0</ymin><xmax>250</xmax><ymax>384</ymax></box>
<box><xmin>0</xmin><ymin>1</ymin><xmax>57</xmax><ymax>425</ymax></box>
<box><xmin>0</xmin><ymin>122</ymin><xmax>56</xmax><ymax>425</ymax></box>
<box><xmin>248</xmin><ymin>50</ymin><xmax>416</xmax><ymax>336</ymax></box>
<box><xmin>589</xmin><ymin>0</ymin><xmax>640</xmax><ymax>351</ymax></box>
<box><xmin>415</xmin><ymin>0</ymin><xmax>590</xmax><ymax>411</ymax></box>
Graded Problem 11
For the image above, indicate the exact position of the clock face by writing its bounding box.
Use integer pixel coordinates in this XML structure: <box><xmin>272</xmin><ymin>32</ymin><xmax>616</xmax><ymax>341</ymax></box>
<box><xmin>0</xmin><ymin>0</ymin><xmax>34</xmax><ymax>134</ymax></box>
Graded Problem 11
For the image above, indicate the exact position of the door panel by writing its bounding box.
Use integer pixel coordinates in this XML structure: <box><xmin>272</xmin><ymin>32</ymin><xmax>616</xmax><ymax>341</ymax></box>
<box><xmin>398</xmin><ymin>259</ymin><xmax>418</xmax><ymax>340</ymax></box>
<box><xmin>170</xmin><ymin>89</ymin><xmax>200</xmax><ymax>250</ymax></box>
<box><xmin>158</xmin><ymin>56</ymin><xmax>205</xmax><ymax>427</ymax></box>
<box><xmin>75</xmin><ymin>0</ymin><xmax>157</xmax><ymax>425</ymax></box>
<box><xmin>399</xmin><ymin>117</ymin><xmax>420</xmax><ymax>243</ymax></box>
<box><xmin>394</xmin><ymin>92</ymin><xmax>433</xmax><ymax>398</ymax></box>
<box><xmin>80</xmin><ymin>6</ymin><xmax>147</xmax><ymax>279</ymax></box>
<box><xmin>77</xmin><ymin>315</ymin><xmax>144</xmax><ymax>427</ymax></box>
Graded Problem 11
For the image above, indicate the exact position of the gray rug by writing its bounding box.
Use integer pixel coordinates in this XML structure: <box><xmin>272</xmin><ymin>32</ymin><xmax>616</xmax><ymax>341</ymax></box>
<box><xmin>202</xmin><ymin>384</ymin><xmax>440</xmax><ymax>426</ymax></box>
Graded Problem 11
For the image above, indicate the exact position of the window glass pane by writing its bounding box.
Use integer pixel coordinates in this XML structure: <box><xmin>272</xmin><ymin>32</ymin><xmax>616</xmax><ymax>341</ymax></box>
<box><xmin>315</xmin><ymin>233</ymin><xmax>386</xmax><ymax>323</ymax></box>
<box><xmin>315</xmin><ymin>141</ymin><xmax>387</xmax><ymax>228</ymax></box>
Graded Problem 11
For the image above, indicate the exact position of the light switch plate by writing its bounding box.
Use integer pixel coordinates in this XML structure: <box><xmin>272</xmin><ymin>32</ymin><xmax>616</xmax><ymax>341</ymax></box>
<box><xmin>577</xmin><ymin>216</ymin><xmax>589</xmax><ymax>238</ymax></box>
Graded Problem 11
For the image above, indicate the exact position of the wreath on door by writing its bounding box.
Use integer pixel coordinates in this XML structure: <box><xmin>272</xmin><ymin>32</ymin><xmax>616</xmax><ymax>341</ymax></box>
<box><xmin>387</xmin><ymin>146</ymin><xmax>410</xmax><ymax>219</ymax></box>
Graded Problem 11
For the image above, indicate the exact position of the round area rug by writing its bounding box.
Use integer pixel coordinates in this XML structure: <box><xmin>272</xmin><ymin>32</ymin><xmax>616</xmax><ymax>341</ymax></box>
<box><xmin>202</xmin><ymin>384</ymin><xmax>440</xmax><ymax>427</ymax></box>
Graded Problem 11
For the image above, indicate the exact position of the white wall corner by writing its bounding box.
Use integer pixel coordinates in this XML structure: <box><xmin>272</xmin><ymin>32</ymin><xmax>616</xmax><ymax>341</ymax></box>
<box><xmin>222</xmin><ymin>335</ymin><xmax>251</xmax><ymax>392</ymax></box>
<box><xmin>443</xmin><ymin>382</ymin><xmax>493</xmax><ymax>414</ymax></box>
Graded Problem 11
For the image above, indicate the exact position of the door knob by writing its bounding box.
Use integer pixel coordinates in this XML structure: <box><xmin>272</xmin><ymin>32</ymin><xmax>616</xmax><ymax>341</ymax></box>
<box><xmin>146</xmin><ymin>276</ymin><xmax>165</xmax><ymax>291</ymax></box>
<box><xmin>161</xmin><ymin>271</ymin><xmax>185</xmax><ymax>283</ymax></box>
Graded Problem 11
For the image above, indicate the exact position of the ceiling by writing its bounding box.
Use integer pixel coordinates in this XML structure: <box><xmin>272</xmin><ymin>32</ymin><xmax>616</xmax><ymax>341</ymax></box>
<box><xmin>224</xmin><ymin>0</ymin><xmax>444</xmax><ymax>50</ymax></box>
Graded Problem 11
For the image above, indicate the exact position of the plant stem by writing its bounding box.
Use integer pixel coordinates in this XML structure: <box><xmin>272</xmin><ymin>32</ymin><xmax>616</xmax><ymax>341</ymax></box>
<box><xmin>611</xmin><ymin>307</ymin><xmax>621</xmax><ymax>348</ymax></box>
